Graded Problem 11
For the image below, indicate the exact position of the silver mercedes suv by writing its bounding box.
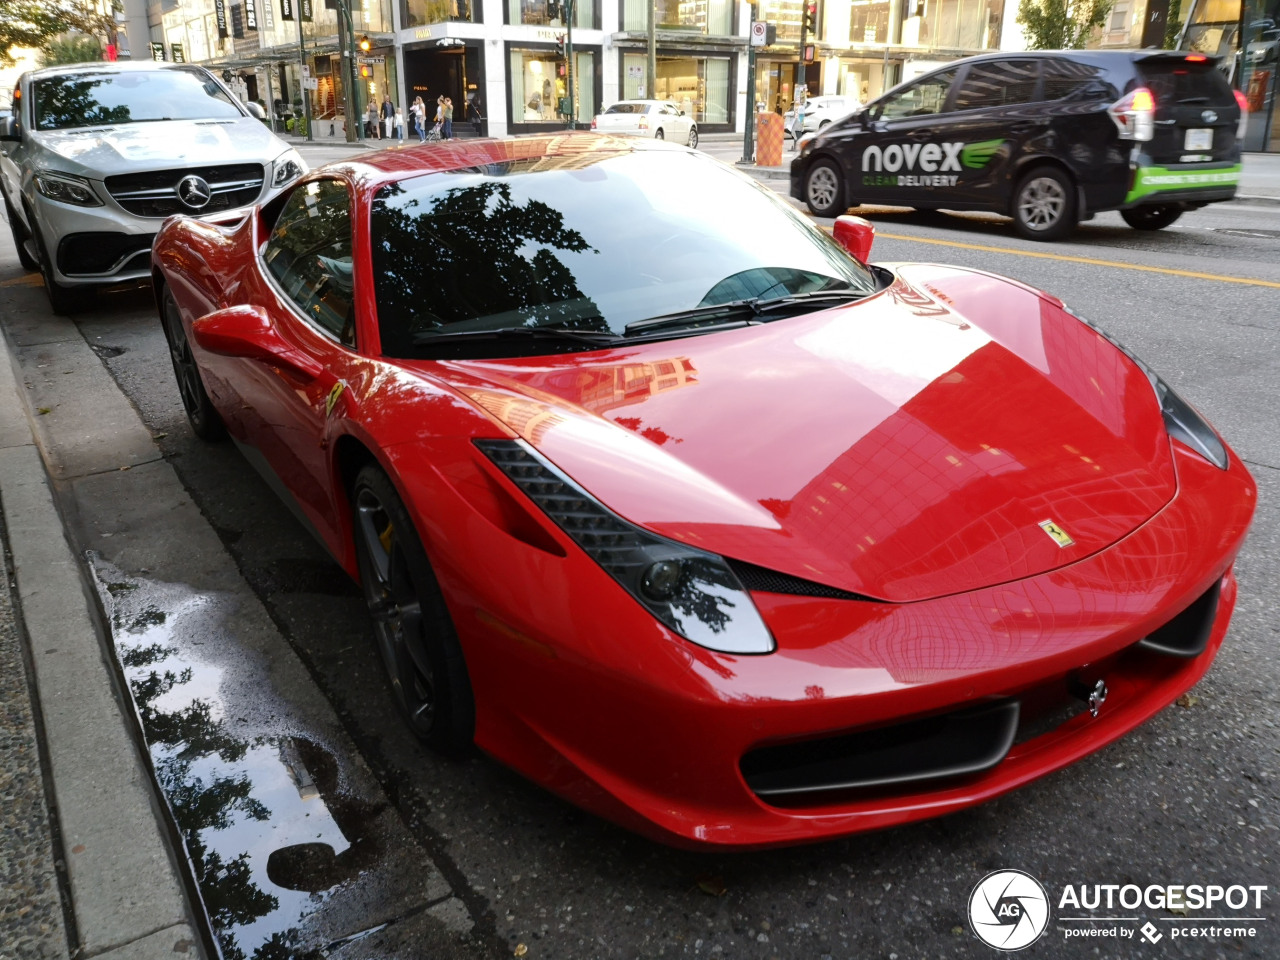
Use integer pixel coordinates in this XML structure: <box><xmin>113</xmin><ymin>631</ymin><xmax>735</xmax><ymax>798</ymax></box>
<box><xmin>1</xmin><ymin>61</ymin><xmax>306</xmax><ymax>312</ymax></box>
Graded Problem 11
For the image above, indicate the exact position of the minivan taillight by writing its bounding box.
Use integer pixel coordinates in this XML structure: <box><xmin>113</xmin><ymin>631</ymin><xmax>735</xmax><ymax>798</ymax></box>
<box><xmin>1108</xmin><ymin>87</ymin><xmax>1155</xmax><ymax>141</ymax></box>
<box><xmin>1233</xmin><ymin>88</ymin><xmax>1249</xmax><ymax>139</ymax></box>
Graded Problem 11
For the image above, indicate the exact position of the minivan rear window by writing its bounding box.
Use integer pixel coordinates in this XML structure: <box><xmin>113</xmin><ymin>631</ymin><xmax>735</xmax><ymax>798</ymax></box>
<box><xmin>1137</xmin><ymin>59</ymin><xmax>1234</xmax><ymax>106</ymax></box>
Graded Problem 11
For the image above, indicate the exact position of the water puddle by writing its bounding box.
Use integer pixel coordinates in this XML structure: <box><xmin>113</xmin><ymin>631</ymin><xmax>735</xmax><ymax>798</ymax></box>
<box><xmin>89</xmin><ymin>557</ymin><xmax>434</xmax><ymax>959</ymax></box>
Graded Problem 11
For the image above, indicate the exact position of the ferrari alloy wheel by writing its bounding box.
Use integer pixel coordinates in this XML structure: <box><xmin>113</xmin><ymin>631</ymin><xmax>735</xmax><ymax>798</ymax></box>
<box><xmin>1120</xmin><ymin>205</ymin><xmax>1183</xmax><ymax>231</ymax></box>
<box><xmin>804</xmin><ymin>159</ymin><xmax>845</xmax><ymax>218</ymax></box>
<box><xmin>1012</xmin><ymin>166</ymin><xmax>1076</xmax><ymax>241</ymax></box>
<box><xmin>351</xmin><ymin>464</ymin><xmax>474</xmax><ymax>755</ymax></box>
<box><xmin>4</xmin><ymin>194</ymin><xmax>38</xmax><ymax>271</ymax></box>
<box><xmin>159</xmin><ymin>285</ymin><xmax>226</xmax><ymax>440</ymax></box>
<box><xmin>688</xmin><ymin>125</ymin><xmax>699</xmax><ymax>149</ymax></box>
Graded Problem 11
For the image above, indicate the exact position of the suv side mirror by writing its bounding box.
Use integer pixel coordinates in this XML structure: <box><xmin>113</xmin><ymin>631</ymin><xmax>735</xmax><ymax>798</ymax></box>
<box><xmin>0</xmin><ymin>116</ymin><xmax>19</xmax><ymax>141</ymax></box>
<box><xmin>245</xmin><ymin>102</ymin><xmax>266</xmax><ymax>120</ymax></box>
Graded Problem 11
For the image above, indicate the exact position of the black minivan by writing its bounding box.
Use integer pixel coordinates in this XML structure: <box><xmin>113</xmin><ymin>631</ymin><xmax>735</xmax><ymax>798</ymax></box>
<box><xmin>790</xmin><ymin>50</ymin><xmax>1247</xmax><ymax>240</ymax></box>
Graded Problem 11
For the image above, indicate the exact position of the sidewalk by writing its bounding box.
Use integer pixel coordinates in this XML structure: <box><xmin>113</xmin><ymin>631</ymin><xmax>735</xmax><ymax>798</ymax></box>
<box><xmin>0</xmin><ymin>240</ymin><xmax>209</xmax><ymax>956</ymax></box>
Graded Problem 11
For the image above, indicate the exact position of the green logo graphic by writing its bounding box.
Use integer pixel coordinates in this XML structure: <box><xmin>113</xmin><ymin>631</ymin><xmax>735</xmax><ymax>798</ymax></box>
<box><xmin>960</xmin><ymin>139</ymin><xmax>1005</xmax><ymax>170</ymax></box>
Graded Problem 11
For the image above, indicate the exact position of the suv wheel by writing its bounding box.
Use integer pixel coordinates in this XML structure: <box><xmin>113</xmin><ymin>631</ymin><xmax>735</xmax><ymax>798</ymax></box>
<box><xmin>28</xmin><ymin>208</ymin><xmax>86</xmax><ymax>314</ymax></box>
<box><xmin>1012</xmin><ymin>166</ymin><xmax>1076</xmax><ymax>242</ymax></box>
<box><xmin>1120</xmin><ymin>205</ymin><xmax>1182</xmax><ymax>231</ymax></box>
<box><xmin>687</xmin><ymin>125</ymin><xmax>698</xmax><ymax>149</ymax></box>
<box><xmin>804</xmin><ymin>159</ymin><xmax>846</xmax><ymax>218</ymax></box>
<box><xmin>4</xmin><ymin>195</ymin><xmax>39</xmax><ymax>271</ymax></box>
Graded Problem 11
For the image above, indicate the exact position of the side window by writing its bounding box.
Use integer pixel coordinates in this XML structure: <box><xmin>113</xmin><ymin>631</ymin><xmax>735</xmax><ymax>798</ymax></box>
<box><xmin>262</xmin><ymin>179</ymin><xmax>355</xmax><ymax>346</ymax></box>
<box><xmin>952</xmin><ymin>59</ymin><xmax>1040</xmax><ymax>110</ymax></box>
<box><xmin>877</xmin><ymin>68</ymin><xmax>958</xmax><ymax>120</ymax></box>
<box><xmin>1042</xmin><ymin>58</ymin><xmax>1114</xmax><ymax>102</ymax></box>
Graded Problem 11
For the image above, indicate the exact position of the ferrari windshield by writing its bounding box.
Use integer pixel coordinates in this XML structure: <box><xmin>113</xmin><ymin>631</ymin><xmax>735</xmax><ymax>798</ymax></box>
<box><xmin>31</xmin><ymin>67</ymin><xmax>242</xmax><ymax>131</ymax></box>
<box><xmin>369</xmin><ymin>147</ymin><xmax>877</xmax><ymax>357</ymax></box>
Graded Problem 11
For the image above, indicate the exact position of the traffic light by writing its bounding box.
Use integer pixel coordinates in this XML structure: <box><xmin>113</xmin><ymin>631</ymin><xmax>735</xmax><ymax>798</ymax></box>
<box><xmin>554</xmin><ymin>34</ymin><xmax>566</xmax><ymax>57</ymax></box>
<box><xmin>359</xmin><ymin>35</ymin><xmax>371</xmax><ymax>53</ymax></box>
<box><xmin>802</xmin><ymin>2</ymin><xmax>816</xmax><ymax>35</ymax></box>
<box><xmin>359</xmin><ymin>64</ymin><xmax>371</xmax><ymax>78</ymax></box>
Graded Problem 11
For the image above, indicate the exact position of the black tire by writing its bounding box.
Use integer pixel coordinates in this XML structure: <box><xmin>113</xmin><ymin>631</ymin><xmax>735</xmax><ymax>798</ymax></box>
<box><xmin>804</xmin><ymin>158</ymin><xmax>846</xmax><ymax>218</ymax></box>
<box><xmin>4</xmin><ymin>194</ymin><xmax>38</xmax><ymax>271</ymax></box>
<box><xmin>687</xmin><ymin>125</ymin><xmax>698</xmax><ymax>149</ymax></box>
<box><xmin>29</xmin><ymin>208</ymin><xmax>86</xmax><ymax>314</ymax></box>
<box><xmin>351</xmin><ymin>464</ymin><xmax>475</xmax><ymax>755</ymax></box>
<box><xmin>653</xmin><ymin>128</ymin><xmax>664</xmax><ymax>141</ymax></box>
<box><xmin>159</xmin><ymin>284</ymin><xmax>226</xmax><ymax>440</ymax></box>
<box><xmin>1011</xmin><ymin>165</ymin><xmax>1077</xmax><ymax>241</ymax></box>
<box><xmin>1120</xmin><ymin>205</ymin><xmax>1183</xmax><ymax>231</ymax></box>
<box><xmin>818</xmin><ymin>119</ymin><xmax>831</xmax><ymax>130</ymax></box>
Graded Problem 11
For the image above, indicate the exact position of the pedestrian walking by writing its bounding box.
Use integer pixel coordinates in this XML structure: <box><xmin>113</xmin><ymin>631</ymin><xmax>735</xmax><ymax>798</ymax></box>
<box><xmin>381</xmin><ymin>95</ymin><xmax>395</xmax><ymax>139</ymax></box>
<box><xmin>411</xmin><ymin>96</ymin><xmax>426</xmax><ymax>141</ymax></box>
<box><xmin>442</xmin><ymin>97</ymin><xmax>454</xmax><ymax>140</ymax></box>
<box><xmin>367</xmin><ymin>99</ymin><xmax>381</xmax><ymax>140</ymax></box>
<box><xmin>433</xmin><ymin>97</ymin><xmax>444</xmax><ymax>139</ymax></box>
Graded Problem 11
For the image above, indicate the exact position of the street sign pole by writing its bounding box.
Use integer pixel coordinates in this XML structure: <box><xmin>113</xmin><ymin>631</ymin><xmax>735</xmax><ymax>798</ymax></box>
<box><xmin>294</xmin><ymin>12</ymin><xmax>314</xmax><ymax>142</ymax></box>
<box><xmin>567</xmin><ymin>0</ymin><xmax>575</xmax><ymax>129</ymax></box>
<box><xmin>740</xmin><ymin>9</ymin><xmax>759</xmax><ymax>164</ymax></box>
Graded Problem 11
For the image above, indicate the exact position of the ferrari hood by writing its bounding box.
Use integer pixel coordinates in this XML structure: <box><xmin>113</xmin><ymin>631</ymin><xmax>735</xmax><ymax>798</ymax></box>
<box><xmin>33</xmin><ymin>118</ymin><xmax>286</xmax><ymax>178</ymax></box>
<box><xmin>437</xmin><ymin>265</ymin><xmax>1177</xmax><ymax>603</ymax></box>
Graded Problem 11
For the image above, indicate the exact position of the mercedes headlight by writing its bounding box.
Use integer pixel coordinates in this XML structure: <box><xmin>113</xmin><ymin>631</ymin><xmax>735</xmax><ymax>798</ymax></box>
<box><xmin>34</xmin><ymin>172</ymin><xmax>101</xmax><ymax>207</ymax></box>
<box><xmin>271</xmin><ymin>149</ymin><xmax>306</xmax><ymax>188</ymax></box>
<box><xmin>1065</xmin><ymin>306</ymin><xmax>1227</xmax><ymax>469</ymax></box>
<box><xmin>476</xmin><ymin>439</ymin><xmax>776</xmax><ymax>654</ymax></box>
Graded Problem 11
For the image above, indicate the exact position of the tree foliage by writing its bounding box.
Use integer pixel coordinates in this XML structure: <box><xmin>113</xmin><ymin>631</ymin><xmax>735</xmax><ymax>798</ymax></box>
<box><xmin>39</xmin><ymin>32</ymin><xmax>102</xmax><ymax>67</ymax></box>
<box><xmin>2</xmin><ymin>1</ymin><xmax>119</xmax><ymax>68</ymax></box>
<box><xmin>1016</xmin><ymin>0</ymin><xmax>1114</xmax><ymax>50</ymax></box>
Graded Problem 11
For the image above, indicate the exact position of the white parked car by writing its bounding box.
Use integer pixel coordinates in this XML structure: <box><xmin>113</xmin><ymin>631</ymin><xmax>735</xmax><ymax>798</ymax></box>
<box><xmin>1</xmin><ymin>61</ymin><xmax>306</xmax><ymax>312</ymax></box>
<box><xmin>590</xmin><ymin>100</ymin><xmax>699</xmax><ymax>148</ymax></box>
<box><xmin>783</xmin><ymin>95</ymin><xmax>861</xmax><ymax>139</ymax></box>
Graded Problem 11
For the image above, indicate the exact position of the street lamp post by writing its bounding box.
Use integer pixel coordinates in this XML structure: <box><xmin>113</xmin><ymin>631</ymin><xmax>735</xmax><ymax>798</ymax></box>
<box><xmin>333</xmin><ymin>0</ymin><xmax>363</xmax><ymax>142</ymax></box>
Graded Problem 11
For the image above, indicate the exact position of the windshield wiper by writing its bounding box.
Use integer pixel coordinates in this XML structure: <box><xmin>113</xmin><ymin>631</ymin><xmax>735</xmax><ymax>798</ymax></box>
<box><xmin>410</xmin><ymin>325</ymin><xmax>621</xmax><ymax>348</ymax></box>
<box><xmin>623</xmin><ymin>289</ymin><xmax>866</xmax><ymax>336</ymax></box>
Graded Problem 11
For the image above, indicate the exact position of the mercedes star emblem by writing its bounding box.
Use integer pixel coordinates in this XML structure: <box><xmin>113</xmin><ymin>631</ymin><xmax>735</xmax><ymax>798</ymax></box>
<box><xmin>176</xmin><ymin>174</ymin><xmax>213</xmax><ymax>210</ymax></box>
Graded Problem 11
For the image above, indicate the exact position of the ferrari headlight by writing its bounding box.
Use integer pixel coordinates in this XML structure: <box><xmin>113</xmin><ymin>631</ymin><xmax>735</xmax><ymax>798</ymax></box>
<box><xmin>1065</xmin><ymin>306</ymin><xmax>1228</xmax><ymax>470</ymax></box>
<box><xmin>271</xmin><ymin>149</ymin><xmax>306</xmax><ymax>188</ymax></box>
<box><xmin>34</xmin><ymin>172</ymin><xmax>102</xmax><ymax>207</ymax></box>
<box><xmin>476</xmin><ymin>439</ymin><xmax>776</xmax><ymax>655</ymax></box>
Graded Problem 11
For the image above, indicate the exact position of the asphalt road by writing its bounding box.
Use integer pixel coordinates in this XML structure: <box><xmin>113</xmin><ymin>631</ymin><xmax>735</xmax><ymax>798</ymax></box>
<box><xmin>1</xmin><ymin>150</ymin><xmax>1277</xmax><ymax>960</ymax></box>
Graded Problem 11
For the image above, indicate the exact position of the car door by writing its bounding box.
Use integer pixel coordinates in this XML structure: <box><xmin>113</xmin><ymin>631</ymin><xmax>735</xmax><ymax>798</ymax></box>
<box><xmin>938</xmin><ymin>58</ymin><xmax>1042</xmax><ymax>208</ymax></box>
<box><xmin>854</xmin><ymin>67</ymin><xmax>961</xmax><ymax>206</ymax></box>
<box><xmin>240</xmin><ymin>177</ymin><xmax>365</xmax><ymax>546</ymax></box>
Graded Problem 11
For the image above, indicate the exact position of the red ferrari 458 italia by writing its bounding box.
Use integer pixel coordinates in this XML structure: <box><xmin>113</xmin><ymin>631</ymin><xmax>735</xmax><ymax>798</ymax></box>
<box><xmin>151</xmin><ymin>134</ymin><xmax>1254</xmax><ymax>850</ymax></box>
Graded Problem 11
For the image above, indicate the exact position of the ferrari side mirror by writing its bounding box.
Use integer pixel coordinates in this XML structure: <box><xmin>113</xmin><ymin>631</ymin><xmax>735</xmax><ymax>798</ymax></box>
<box><xmin>192</xmin><ymin>304</ymin><xmax>323</xmax><ymax>379</ymax></box>
<box><xmin>833</xmin><ymin>215</ymin><xmax>875</xmax><ymax>264</ymax></box>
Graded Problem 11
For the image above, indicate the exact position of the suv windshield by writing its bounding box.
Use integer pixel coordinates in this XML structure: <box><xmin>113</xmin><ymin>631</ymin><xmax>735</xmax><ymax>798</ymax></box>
<box><xmin>31</xmin><ymin>67</ymin><xmax>242</xmax><ymax>131</ymax></box>
<box><xmin>370</xmin><ymin>149</ymin><xmax>877</xmax><ymax>357</ymax></box>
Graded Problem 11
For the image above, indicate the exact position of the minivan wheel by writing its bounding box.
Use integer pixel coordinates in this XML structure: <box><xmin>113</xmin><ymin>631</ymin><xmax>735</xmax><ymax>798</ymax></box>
<box><xmin>3</xmin><ymin>195</ymin><xmax>39</xmax><ymax>271</ymax></box>
<box><xmin>1012</xmin><ymin>166</ymin><xmax>1076</xmax><ymax>241</ymax></box>
<box><xmin>1120</xmin><ymin>205</ymin><xmax>1183</xmax><ymax>231</ymax></box>
<box><xmin>804</xmin><ymin>159</ymin><xmax>846</xmax><ymax>218</ymax></box>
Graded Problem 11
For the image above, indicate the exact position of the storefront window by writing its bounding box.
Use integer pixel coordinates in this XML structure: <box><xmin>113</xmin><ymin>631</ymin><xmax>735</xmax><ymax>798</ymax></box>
<box><xmin>848</xmin><ymin>0</ymin><xmax>891</xmax><ymax>44</ymax></box>
<box><xmin>758</xmin><ymin>0</ymin><xmax>802</xmax><ymax>42</ymax></box>
<box><xmin>917</xmin><ymin>0</ymin><xmax>1001</xmax><ymax>50</ymax></box>
<box><xmin>509</xmin><ymin>0</ymin><xmax>591</xmax><ymax>27</ymax></box>
<box><xmin>406</xmin><ymin>0</ymin><xmax>477</xmax><ymax>26</ymax></box>
<box><xmin>510</xmin><ymin>49</ymin><xmax>595</xmax><ymax>124</ymax></box>
<box><xmin>621</xmin><ymin>54</ymin><xmax>729</xmax><ymax>124</ymax></box>
<box><xmin>622</xmin><ymin>0</ymin><xmax>731</xmax><ymax>35</ymax></box>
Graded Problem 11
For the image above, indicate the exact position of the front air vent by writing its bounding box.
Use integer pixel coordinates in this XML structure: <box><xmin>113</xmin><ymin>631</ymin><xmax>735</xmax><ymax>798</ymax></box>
<box><xmin>741</xmin><ymin>699</ymin><xmax>1020</xmax><ymax>801</ymax></box>
<box><xmin>1138</xmin><ymin>580</ymin><xmax>1221</xmax><ymax>658</ymax></box>
<box><xmin>727</xmin><ymin>558</ymin><xmax>874</xmax><ymax>602</ymax></box>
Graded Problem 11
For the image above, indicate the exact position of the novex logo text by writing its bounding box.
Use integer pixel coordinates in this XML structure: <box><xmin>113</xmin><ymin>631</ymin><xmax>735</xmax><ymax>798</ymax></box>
<box><xmin>861</xmin><ymin>139</ymin><xmax>1004</xmax><ymax>174</ymax></box>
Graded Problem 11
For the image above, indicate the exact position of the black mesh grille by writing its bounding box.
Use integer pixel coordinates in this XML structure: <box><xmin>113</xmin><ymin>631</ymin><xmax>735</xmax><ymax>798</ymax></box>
<box><xmin>727</xmin><ymin>559</ymin><xmax>873</xmax><ymax>602</ymax></box>
<box><xmin>105</xmin><ymin>163</ymin><xmax>264</xmax><ymax>218</ymax></box>
<box><xmin>57</xmin><ymin>232</ymin><xmax>156</xmax><ymax>276</ymax></box>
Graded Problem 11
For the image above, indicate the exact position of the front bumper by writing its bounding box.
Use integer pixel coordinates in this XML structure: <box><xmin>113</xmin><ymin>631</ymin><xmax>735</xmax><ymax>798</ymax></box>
<box><xmin>30</xmin><ymin>185</ymin><xmax>268</xmax><ymax>286</ymax></box>
<box><xmin>406</xmin><ymin>434</ymin><xmax>1254</xmax><ymax>850</ymax></box>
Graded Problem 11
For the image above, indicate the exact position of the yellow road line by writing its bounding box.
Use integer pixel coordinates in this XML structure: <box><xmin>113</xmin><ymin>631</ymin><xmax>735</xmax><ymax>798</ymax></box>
<box><xmin>870</xmin><ymin>230</ymin><xmax>1280</xmax><ymax>290</ymax></box>
<box><xmin>0</xmin><ymin>274</ymin><xmax>43</xmax><ymax>289</ymax></box>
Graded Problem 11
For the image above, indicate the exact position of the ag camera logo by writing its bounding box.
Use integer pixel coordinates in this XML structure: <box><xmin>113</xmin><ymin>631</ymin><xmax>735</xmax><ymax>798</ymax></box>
<box><xmin>969</xmin><ymin>870</ymin><xmax>1050</xmax><ymax>951</ymax></box>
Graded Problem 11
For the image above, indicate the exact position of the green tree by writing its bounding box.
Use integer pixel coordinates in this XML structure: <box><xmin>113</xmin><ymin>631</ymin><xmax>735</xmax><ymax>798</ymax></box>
<box><xmin>39</xmin><ymin>32</ymin><xmax>101</xmax><ymax>67</ymax></box>
<box><xmin>1016</xmin><ymin>0</ymin><xmax>1113</xmax><ymax>49</ymax></box>
<box><xmin>2</xmin><ymin>1</ymin><xmax>120</xmax><ymax>68</ymax></box>
<box><xmin>1164</xmin><ymin>0</ymin><xmax>1182</xmax><ymax>48</ymax></box>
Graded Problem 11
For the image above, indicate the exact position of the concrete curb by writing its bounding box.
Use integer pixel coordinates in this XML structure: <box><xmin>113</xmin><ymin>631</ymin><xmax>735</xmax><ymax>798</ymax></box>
<box><xmin>0</xmin><ymin>317</ymin><xmax>208</xmax><ymax>958</ymax></box>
